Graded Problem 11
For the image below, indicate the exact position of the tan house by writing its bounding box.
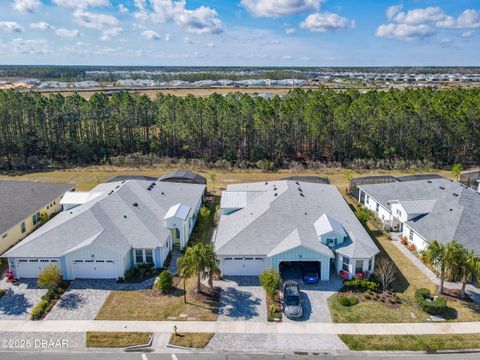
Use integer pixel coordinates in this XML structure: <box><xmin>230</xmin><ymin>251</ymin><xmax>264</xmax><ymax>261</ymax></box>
<box><xmin>0</xmin><ymin>180</ymin><xmax>76</xmax><ymax>254</ymax></box>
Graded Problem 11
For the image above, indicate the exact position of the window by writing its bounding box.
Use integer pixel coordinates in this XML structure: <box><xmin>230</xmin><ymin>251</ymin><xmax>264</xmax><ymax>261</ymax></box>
<box><xmin>145</xmin><ymin>249</ymin><xmax>154</xmax><ymax>264</ymax></box>
<box><xmin>244</xmin><ymin>257</ymin><xmax>254</xmax><ymax>260</ymax></box>
<box><xmin>255</xmin><ymin>257</ymin><xmax>264</xmax><ymax>261</ymax></box>
<box><xmin>376</xmin><ymin>203</ymin><xmax>379</xmax><ymax>213</ymax></box>
<box><xmin>366</xmin><ymin>195</ymin><xmax>369</xmax><ymax>204</ymax></box>
<box><xmin>234</xmin><ymin>257</ymin><xmax>243</xmax><ymax>260</ymax></box>
<box><xmin>409</xmin><ymin>229</ymin><xmax>414</xmax><ymax>242</ymax></box>
<box><xmin>342</xmin><ymin>257</ymin><xmax>350</xmax><ymax>272</ymax></box>
<box><xmin>224</xmin><ymin>258</ymin><xmax>232</xmax><ymax>260</ymax></box>
<box><xmin>20</xmin><ymin>222</ymin><xmax>26</xmax><ymax>234</ymax></box>
<box><xmin>355</xmin><ymin>260</ymin><xmax>363</xmax><ymax>273</ymax></box>
<box><xmin>368</xmin><ymin>258</ymin><xmax>373</xmax><ymax>272</ymax></box>
<box><xmin>396</xmin><ymin>209</ymin><xmax>402</xmax><ymax>217</ymax></box>
<box><xmin>32</xmin><ymin>212</ymin><xmax>40</xmax><ymax>226</ymax></box>
<box><xmin>327</xmin><ymin>238</ymin><xmax>336</xmax><ymax>247</ymax></box>
<box><xmin>135</xmin><ymin>249</ymin><xmax>143</xmax><ymax>264</ymax></box>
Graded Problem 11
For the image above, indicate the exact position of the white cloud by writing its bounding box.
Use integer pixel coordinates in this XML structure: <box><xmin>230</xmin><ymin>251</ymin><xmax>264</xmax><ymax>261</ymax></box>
<box><xmin>300</xmin><ymin>12</ymin><xmax>353</xmax><ymax>32</ymax></box>
<box><xmin>164</xmin><ymin>33</ymin><xmax>171</xmax><ymax>41</ymax></box>
<box><xmin>393</xmin><ymin>7</ymin><xmax>446</xmax><ymax>25</ymax></box>
<box><xmin>461</xmin><ymin>31</ymin><xmax>473</xmax><ymax>38</ymax></box>
<box><xmin>376</xmin><ymin>23</ymin><xmax>434</xmax><ymax>41</ymax></box>
<box><xmin>56</xmin><ymin>28</ymin><xmax>80</xmax><ymax>37</ymax></box>
<box><xmin>53</xmin><ymin>0</ymin><xmax>109</xmax><ymax>8</ymax></box>
<box><xmin>439</xmin><ymin>38</ymin><xmax>453</xmax><ymax>47</ymax></box>
<box><xmin>118</xmin><ymin>4</ymin><xmax>129</xmax><ymax>13</ymax></box>
<box><xmin>285</xmin><ymin>27</ymin><xmax>296</xmax><ymax>34</ymax></box>
<box><xmin>377</xmin><ymin>6</ymin><xmax>480</xmax><ymax>41</ymax></box>
<box><xmin>141</xmin><ymin>30</ymin><xmax>161</xmax><ymax>40</ymax></box>
<box><xmin>74</xmin><ymin>9</ymin><xmax>122</xmax><ymax>40</ymax></box>
<box><xmin>206</xmin><ymin>42</ymin><xmax>214</xmax><ymax>47</ymax></box>
<box><xmin>11</xmin><ymin>38</ymin><xmax>50</xmax><ymax>54</ymax></box>
<box><xmin>386</xmin><ymin>4</ymin><xmax>402</xmax><ymax>21</ymax></box>
<box><xmin>134</xmin><ymin>0</ymin><xmax>223</xmax><ymax>34</ymax></box>
<box><xmin>12</xmin><ymin>0</ymin><xmax>41</xmax><ymax>13</ymax></box>
<box><xmin>30</xmin><ymin>22</ymin><xmax>55</xmax><ymax>30</ymax></box>
<box><xmin>0</xmin><ymin>21</ymin><xmax>23</xmax><ymax>33</ymax></box>
<box><xmin>241</xmin><ymin>0</ymin><xmax>322</xmax><ymax>18</ymax></box>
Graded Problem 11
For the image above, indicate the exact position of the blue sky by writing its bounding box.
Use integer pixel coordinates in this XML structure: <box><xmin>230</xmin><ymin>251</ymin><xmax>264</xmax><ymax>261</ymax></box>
<box><xmin>0</xmin><ymin>0</ymin><xmax>479</xmax><ymax>66</ymax></box>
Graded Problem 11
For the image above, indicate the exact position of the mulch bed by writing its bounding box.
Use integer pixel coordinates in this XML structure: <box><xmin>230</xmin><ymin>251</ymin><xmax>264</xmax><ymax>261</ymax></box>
<box><xmin>266</xmin><ymin>290</ymin><xmax>282</xmax><ymax>322</ymax></box>
<box><xmin>340</xmin><ymin>289</ymin><xmax>402</xmax><ymax>310</ymax></box>
<box><xmin>439</xmin><ymin>287</ymin><xmax>473</xmax><ymax>302</ymax></box>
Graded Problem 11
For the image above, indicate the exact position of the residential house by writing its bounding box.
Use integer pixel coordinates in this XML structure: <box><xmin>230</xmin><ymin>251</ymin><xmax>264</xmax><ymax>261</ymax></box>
<box><xmin>357</xmin><ymin>178</ymin><xmax>480</xmax><ymax>255</ymax></box>
<box><xmin>213</xmin><ymin>180</ymin><xmax>379</xmax><ymax>280</ymax></box>
<box><xmin>0</xmin><ymin>180</ymin><xmax>76</xmax><ymax>254</ymax></box>
<box><xmin>3</xmin><ymin>180</ymin><xmax>205</xmax><ymax>279</ymax></box>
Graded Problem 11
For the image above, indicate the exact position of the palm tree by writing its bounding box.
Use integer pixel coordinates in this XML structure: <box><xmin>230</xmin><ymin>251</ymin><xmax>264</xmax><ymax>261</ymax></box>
<box><xmin>201</xmin><ymin>244</ymin><xmax>219</xmax><ymax>291</ymax></box>
<box><xmin>176</xmin><ymin>249</ymin><xmax>196</xmax><ymax>303</ymax></box>
<box><xmin>425</xmin><ymin>240</ymin><xmax>449</xmax><ymax>294</ymax></box>
<box><xmin>458</xmin><ymin>249</ymin><xmax>480</xmax><ymax>299</ymax></box>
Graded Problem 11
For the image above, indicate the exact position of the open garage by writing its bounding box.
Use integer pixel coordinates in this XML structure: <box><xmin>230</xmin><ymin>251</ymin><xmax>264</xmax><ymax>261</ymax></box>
<box><xmin>280</xmin><ymin>261</ymin><xmax>321</xmax><ymax>281</ymax></box>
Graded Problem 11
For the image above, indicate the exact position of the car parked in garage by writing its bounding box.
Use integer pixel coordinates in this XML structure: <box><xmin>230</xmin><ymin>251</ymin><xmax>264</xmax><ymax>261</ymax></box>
<box><xmin>302</xmin><ymin>263</ymin><xmax>320</xmax><ymax>284</ymax></box>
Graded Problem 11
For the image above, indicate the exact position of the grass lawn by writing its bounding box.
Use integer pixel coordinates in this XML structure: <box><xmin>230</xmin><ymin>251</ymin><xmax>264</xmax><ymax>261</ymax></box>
<box><xmin>169</xmin><ymin>333</ymin><xmax>214</xmax><ymax>348</ymax></box>
<box><xmin>329</xmin><ymin>196</ymin><xmax>480</xmax><ymax>323</ymax></box>
<box><xmin>86</xmin><ymin>332</ymin><xmax>152</xmax><ymax>348</ymax></box>
<box><xmin>95</xmin><ymin>277</ymin><xmax>219</xmax><ymax>321</ymax></box>
<box><xmin>340</xmin><ymin>334</ymin><xmax>480</xmax><ymax>351</ymax></box>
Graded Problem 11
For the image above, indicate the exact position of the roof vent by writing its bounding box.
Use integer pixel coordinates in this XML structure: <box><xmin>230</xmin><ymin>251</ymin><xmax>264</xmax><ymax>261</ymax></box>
<box><xmin>439</xmin><ymin>186</ymin><xmax>445</xmax><ymax>190</ymax></box>
<box><xmin>265</xmin><ymin>182</ymin><xmax>268</xmax><ymax>185</ymax></box>
<box><xmin>304</xmin><ymin>212</ymin><xmax>307</xmax><ymax>215</ymax></box>
<box><xmin>298</xmin><ymin>187</ymin><xmax>303</xmax><ymax>192</ymax></box>
<box><xmin>427</xmin><ymin>180</ymin><xmax>432</xmax><ymax>183</ymax></box>
<box><xmin>151</xmin><ymin>182</ymin><xmax>156</xmax><ymax>186</ymax></box>
<box><xmin>124</xmin><ymin>215</ymin><xmax>127</xmax><ymax>218</ymax></box>
<box><xmin>115</xmin><ymin>186</ymin><xmax>120</xmax><ymax>189</ymax></box>
<box><xmin>300</xmin><ymin>192</ymin><xmax>305</xmax><ymax>197</ymax></box>
<box><xmin>133</xmin><ymin>202</ymin><xmax>138</xmax><ymax>207</ymax></box>
<box><xmin>108</xmin><ymin>190</ymin><xmax>113</xmax><ymax>195</ymax></box>
<box><xmin>296</xmin><ymin>181</ymin><xmax>300</xmax><ymax>185</ymax></box>
<box><xmin>453</xmin><ymin>193</ymin><xmax>459</xmax><ymax>197</ymax></box>
<box><xmin>274</xmin><ymin>193</ymin><xmax>278</xmax><ymax>197</ymax></box>
<box><xmin>121</xmin><ymin>181</ymin><xmax>126</xmax><ymax>184</ymax></box>
<box><xmin>450</xmin><ymin>209</ymin><xmax>453</xmax><ymax>211</ymax></box>
<box><xmin>161</xmin><ymin>191</ymin><xmax>165</xmax><ymax>195</ymax></box>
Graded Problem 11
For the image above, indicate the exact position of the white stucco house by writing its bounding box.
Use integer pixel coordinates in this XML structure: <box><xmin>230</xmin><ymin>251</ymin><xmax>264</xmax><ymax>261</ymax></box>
<box><xmin>2</xmin><ymin>179</ymin><xmax>205</xmax><ymax>280</ymax></box>
<box><xmin>358</xmin><ymin>178</ymin><xmax>480</xmax><ymax>255</ymax></box>
<box><xmin>213</xmin><ymin>180</ymin><xmax>379</xmax><ymax>280</ymax></box>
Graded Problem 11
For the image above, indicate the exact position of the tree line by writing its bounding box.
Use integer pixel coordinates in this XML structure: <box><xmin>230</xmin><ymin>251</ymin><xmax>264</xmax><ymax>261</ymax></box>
<box><xmin>1</xmin><ymin>87</ymin><xmax>480</xmax><ymax>170</ymax></box>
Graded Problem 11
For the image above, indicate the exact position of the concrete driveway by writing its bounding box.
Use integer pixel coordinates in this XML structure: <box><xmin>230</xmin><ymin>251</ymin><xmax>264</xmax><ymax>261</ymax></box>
<box><xmin>0</xmin><ymin>279</ymin><xmax>47</xmax><ymax>320</ymax></box>
<box><xmin>46</xmin><ymin>278</ymin><xmax>155</xmax><ymax>320</ymax></box>
<box><xmin>215</xmin><ymin>276</ymin><xmax>266</xmax><ymax>322</ymax></box>
<box><xmin>281</xmin><ymin>265</ymin><xmax>343</xmax><ymax>323</ymax></box>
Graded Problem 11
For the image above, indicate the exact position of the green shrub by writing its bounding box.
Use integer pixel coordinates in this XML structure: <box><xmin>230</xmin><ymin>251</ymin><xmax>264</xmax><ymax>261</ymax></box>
<box><xmin>343</xmin><ymin>278</ymin><xmax>379</xmax><ymax>292</ymax></box>
<box><xmin>157</xmin><ymin>271</ymin><xmax>173</xmax><ymax>293</ymax></box>
<box><xmin>415</xmin><ymin>288</ymin><xmax>448</xmax><ymax>315</ymax></box>
<box><xmin>259</xmin><ymin>269</ymin><xmax>282</xmax><ymax>300</ymax></box>
<box><xmin>37</xmin><ymin>265</ymin><xmax>62</xmax><ymax>290</ymax></box>
<box><xmin>338</xmin><ymin>295</ymin><xmax>359</xmax><ymax>307</ymax></box>
<box><xmin>30</xmin><ymin>299</ymin><xmax>51</xmax><ymax>320</ymax></box>
<box><xmin>356</xmin><ymin>208</ymin><xmax>373</xmax><ymax>225</ymax></box>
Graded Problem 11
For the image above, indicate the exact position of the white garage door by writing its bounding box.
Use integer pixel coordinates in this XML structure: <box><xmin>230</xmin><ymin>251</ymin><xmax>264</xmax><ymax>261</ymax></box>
<box><xmin>73</xmin><ymin>259</ymin><xmax>117</xmax><ymax>279</ymax></box>
<box><xmin>222</xmin><ymin>257</ymin><xmax>268</xmax><ymax>276</ymax></box>
<box><xmin>16</xmin><ymin>259</ymin><xmax>59</xmax><ymax>278</ymax></box>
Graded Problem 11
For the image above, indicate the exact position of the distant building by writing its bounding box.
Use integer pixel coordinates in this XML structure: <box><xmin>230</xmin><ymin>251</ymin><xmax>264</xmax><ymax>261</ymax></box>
<box><xmin>159</xmin><ymin>171</ymin><xmax>207</xmax><ymax>185</ymax></box>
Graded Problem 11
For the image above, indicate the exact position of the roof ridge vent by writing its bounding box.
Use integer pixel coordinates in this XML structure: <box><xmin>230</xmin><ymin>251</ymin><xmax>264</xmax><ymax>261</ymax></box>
<box><xmin>108</xmin><ymin>190</ymin><xmax>114</xmax><ymax>195</ymax></box>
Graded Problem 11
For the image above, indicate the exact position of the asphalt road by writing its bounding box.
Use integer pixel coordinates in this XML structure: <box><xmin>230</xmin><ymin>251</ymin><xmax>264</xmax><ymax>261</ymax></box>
<box><xmin>1</xmin><ymin>352</ymin><xmax>480</xmax><ymax>360</ymax></box>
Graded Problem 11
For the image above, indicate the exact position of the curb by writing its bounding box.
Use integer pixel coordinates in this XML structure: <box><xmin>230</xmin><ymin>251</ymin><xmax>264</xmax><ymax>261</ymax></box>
<box><xmin>124</xmin><ymin>334</ymin><xmax>154</xmax><ymax>352</ymax></box>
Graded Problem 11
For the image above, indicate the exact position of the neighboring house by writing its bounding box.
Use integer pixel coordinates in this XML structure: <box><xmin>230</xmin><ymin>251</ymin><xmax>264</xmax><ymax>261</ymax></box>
<box><xmin>159</xmin><ymin>170</ymin><xmax>207</xmax><ymax>185</ymax></box>
<box><xmin>213</xmin><ymin>180</ymin><xmax>379</xmax><ymax>280</ymax></box>
<box><xmin>3</xmin><ymin>180</ymin><xmax>205</xmax><ymax>280</ymax></box>
<box><xmin>0</xmin><ymin>180</ymin><xmax>76</xmax><ymax>254</ymax></box>
<box><xmin>357</xmin><ymin>178</ymin><xmax>480</xmax><ymax>255</ymax></box>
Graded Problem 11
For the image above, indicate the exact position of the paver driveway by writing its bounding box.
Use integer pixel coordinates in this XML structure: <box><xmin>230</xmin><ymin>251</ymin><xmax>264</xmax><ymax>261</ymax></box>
<box><xmin>0</xmin><ymin>279</ymin><xmax>47</xmax><ymax>320</ymax></box>
<box><xmin>215</xmin><ymin>276</ymin><xmax>266</xmax><ymax>322</ymax></box>
<box><xmin>282</xmin><ymin>267</ymin><xmax>344</xmax><ymax>323</ymax></box>
<box><xmin>46</xmin><ymin>278</ymin><xmax>155</xmax><ymax>320</ymax></box>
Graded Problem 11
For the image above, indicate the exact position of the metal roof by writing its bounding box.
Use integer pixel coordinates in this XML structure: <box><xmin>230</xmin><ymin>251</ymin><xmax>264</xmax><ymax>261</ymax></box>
<box><xmin>220</xmin><ymin>191</ymin><xmax>264</xmax><ymax>209</ymax></box>
<box><xmin>397</xmin><ymin>199</ymin><xmax>437</xmax><ymax>214</ymax></box>
<box><xmin>163</xmin><ymin>203</ymin><xmax>191</xmax><ymax>221</ymax></box>
<box><xmin>60</xmin><ymin>191</ymin><xmax>103</xmax><ymax>206</ymax></box>
<box><xmin>0</xmin><ymin>180</ymin><xmax>76</xmax><ymax>235</ymax></box>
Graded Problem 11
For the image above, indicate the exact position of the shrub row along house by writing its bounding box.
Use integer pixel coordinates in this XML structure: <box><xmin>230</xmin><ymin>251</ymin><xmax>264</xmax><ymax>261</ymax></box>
<box><xmin>357</xmin><ymin>178</ymin><xmax>480</xmax><ymax>255</ymax></box>
<box><xmin>3</xmin><ymin>178</ymin><xmax>205</xmax><ymax>280</ymax></box>
<box><xmin>0</xmin><ymin>180</ymin><xmax>76</xmax><ymax>254</ymax></box>
<box><xmin>214</xmin><ymin>180</ymin><xmax>379</xmax><ymax>280</ymax></box>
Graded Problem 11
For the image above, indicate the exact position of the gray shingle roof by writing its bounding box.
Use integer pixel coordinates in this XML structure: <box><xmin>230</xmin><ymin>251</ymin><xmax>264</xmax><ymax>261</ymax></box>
<box><xmin>159</xmin><ymin>171</ymin><xmax>207</xmax><ymax>185</ymax></box>
<box><xmin>358</xmin><ymin>179</ymin><xmax>480</xmax><ymax>255</ymax></box>
<box><xmin>214</xmin><ymin>181</ymin><xmax>379</xmax><ymax>259</ymax></box>
<box><xmin>0</xmin><ymin>180</ymin><xmax>76</xmax><ymax>235</ymax></box>
<box><xmin>2</xmin><ymin>180</ymin><xmax>205</xmax><ymax>258</ymax></box>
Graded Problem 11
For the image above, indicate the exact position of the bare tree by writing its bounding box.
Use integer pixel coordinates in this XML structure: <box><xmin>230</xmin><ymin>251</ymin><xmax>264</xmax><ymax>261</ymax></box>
<box><xmin>375</xmin><ymin>258</ymin><xmax>396</xmax><ymax>293</ymax></box>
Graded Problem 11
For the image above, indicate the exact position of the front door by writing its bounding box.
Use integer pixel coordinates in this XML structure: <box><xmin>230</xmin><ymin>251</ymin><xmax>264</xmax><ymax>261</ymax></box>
<box><xmin>172</xmin><ymin>228</ymin><xmax>181</xmax><ymax>249</ymax></box>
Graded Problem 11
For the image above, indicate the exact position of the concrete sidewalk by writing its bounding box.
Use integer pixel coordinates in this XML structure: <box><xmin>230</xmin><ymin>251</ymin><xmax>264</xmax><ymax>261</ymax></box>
<box><xmin>0</xmin><ymin>320</ymin><xmax>479</xmax><ymax>335</ymax></box>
